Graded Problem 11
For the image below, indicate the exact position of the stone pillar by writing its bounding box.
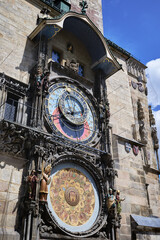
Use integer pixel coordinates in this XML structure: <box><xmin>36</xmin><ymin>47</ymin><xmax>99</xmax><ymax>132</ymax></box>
<box><xmin>0</xmin><ymin>89</ymin><xmax>7</xmax><ymax>120</ymax></box>
<box><xmin>22</xmin><ymin>96</ymin><xmax>28</xmax><ymax>126</ymax></box>
<box><xmin>16</xmin><ymin>97</ymin><xmax>24</xmax><ymax>124</ymax></box>
<box><xmin>26</xmin><ymin>211</ymin><xmax>32</xmax><ymax>240</ymax></box>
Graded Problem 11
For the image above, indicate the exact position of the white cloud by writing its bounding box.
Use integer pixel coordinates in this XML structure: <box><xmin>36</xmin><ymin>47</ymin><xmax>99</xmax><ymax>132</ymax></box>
<box><xmin>146</xmin><ymin>58</ymin><xmax>160</xmax><ymax>107</ymax></box>
<box><xmin>146</xmin><ymin>58</ymin><xmax>160</xmax><ymax>162</ymax></box>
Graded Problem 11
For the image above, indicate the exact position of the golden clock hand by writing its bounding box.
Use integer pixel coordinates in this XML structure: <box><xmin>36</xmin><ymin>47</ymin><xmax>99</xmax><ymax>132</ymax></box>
<box><xmin>68</xmin><ymin>94</ymin><xmax>74</xmax><ymax>112</ymax></box>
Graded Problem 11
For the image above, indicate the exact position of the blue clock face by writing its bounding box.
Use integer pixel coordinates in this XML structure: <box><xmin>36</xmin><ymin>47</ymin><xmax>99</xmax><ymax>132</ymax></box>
<box><xmin>59</xmin><ymin>90</ymin><xmax>88</xmax><ymax>125</ymax></box>
<box><xmin>45</xmin><ymin>82</ymin><xmax>98</xmax><ymax>144</ymax></box>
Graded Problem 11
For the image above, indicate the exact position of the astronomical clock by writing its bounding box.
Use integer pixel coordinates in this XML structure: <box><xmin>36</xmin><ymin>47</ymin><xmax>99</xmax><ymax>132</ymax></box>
<box><xmin>41</xmin><ymin>78</ymin><xmax>106</xmax><ymax>238</ymax></box>
<box><xmin>21</xmin><ymin>7</ymin><xmax>120</xmax><ymax>240</ymax></box>
<box><xmin>45</xmin><ymin>81</ymin><xmax>98</xmax><ymax>144</ymax></box>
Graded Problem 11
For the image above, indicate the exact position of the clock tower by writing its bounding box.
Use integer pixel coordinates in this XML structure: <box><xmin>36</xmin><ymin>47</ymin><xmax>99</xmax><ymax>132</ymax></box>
<box><xmin>2</xmin><ymin>1</ymin><xmax>159</xmax><ymax>240</ymax></box>
<box><xmin>23</xmin><ymin>3</ymin><xmax>121</xmax><ymax>239</ymax></box>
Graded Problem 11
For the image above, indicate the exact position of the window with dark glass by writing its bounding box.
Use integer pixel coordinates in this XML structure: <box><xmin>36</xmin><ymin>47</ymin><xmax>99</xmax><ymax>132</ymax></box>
<box><xmin>52</xmin><ymin>50</ymin><xmax>60</xmax><ymax>63</ymax></box>
<box><xmin>78</xmin><ymin>65</ymin><xmax>84</xmax><ymax>77</ymax></box>
<box><xmin>4</xmin><ymin>93</ymin><xmax>19</xmax><ymax>122</ymax></box>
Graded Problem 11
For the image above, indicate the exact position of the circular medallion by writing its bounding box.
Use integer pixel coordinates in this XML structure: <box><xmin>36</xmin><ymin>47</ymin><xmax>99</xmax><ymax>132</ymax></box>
<box><xmin>64</xmin><ymin>187</ymin><xmax>80</xmax><ymax>206</ymax></box>
<box><xmin>47</xmin><ymin>163</ymin><xmax>99</xmax><ymax>233</ymax></box>
<box><xmin>45</xmin><ymin>82</ymin><xmax>98</xmax><ymax>144</ymax></box>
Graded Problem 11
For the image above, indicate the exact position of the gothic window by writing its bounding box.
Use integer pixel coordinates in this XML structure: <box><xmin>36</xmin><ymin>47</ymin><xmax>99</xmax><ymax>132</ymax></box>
<box><xmin>52</xmin><ymin>50</ymin><xmax>60</xmax><ymax>63</ymax></box>
<box><xmin>4</xmin><ymin>93</ymin><xmax>19</xmax><ymax>122</ymax></box>
<box><xmin>78</xmin><ymin>64</ymin><xmax>84</xmax><ymax>77</ymax></box>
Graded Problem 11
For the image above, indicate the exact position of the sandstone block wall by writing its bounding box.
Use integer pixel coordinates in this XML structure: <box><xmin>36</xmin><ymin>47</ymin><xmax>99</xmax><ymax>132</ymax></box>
<box><xmin>70</xmin><ymin>0</ymin><xmax>103</xmax><ymax>33</ymax></box>
<box><xmin>0</xmin><ymin>0</ymin><xmax>40</xmax><ymax>84</ymax></box>
<box><xmin>108</xmin><ymin>50</ymin><xmax>160</xmax><ymax>240</ymax></box>
<box><xmin>0</xmin><ymin>155</ymin><xmax>25</xmax><ymax>240</ymax></box>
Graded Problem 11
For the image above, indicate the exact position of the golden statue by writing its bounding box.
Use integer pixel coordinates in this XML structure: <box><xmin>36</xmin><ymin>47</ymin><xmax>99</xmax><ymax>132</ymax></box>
<box><xmin>39</xmin><ymin>164</ymin><xmax>52</xmax><ymax>201</ymax></box>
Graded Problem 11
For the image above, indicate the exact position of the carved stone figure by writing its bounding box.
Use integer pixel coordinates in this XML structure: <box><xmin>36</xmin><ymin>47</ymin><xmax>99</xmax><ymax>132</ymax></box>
<box><xmin>79</xmin><ymin>0</ymin><xmax>88</xmax><ymax>14</ymax></box>
<box><xmin>137</xmin><ymin>100</ymin><xmax>147</xmax><ymax>144</ymax></box>
<box><xmin>137</xmin><ymin>99</ymin><xmax>144</xmax><ymax>120</ymax></box>
<box><xmin>107</xmin><ymin>188</ymin><xmax>116</xmax><ymax>211</ymax></box>
<box><xmin>116</xmin><ymin>190</ymin><xmax>125</xmax><ymax>215</ymax></box>
<box><xmin>27</xmin><ymin>170</ymin><xmax>38</xmax><ymax>200</ymax></box>
<box><xmin>151</xmin><ymin>127</ymin><xmax>159</xmax><ymax>150</ymax></box>
<box><xmin>66</xmin><ymin>58</ymin><xmax>79</xmax><ymax>72</ymax></box>
<box><xmin>39</xmin><ymin>164</ymin><xmax>52</xmax><ymax>201</ymax></box>
<box><xmin>139</xmin><ymin>122</ymin><xmax>147</xmax><ymax>144</ymax></box>
<box><xmin>148</xmin><ymin>105</ymin><xmax>156</xmax><ymax>126</ymax></box>
<box><xmin>35</xmin><ymin>65</ymin><xmax>44</xmax><ymax>90</ymax></box>
<box><xmin>42</xmin><ymin>71</ymin><xmax>50</xmax><ymax>94</ymax></box>
<box><xmin>67</xmin><ymin>43</ymin><xmax>73</xmax><ymax>53</ymax></box>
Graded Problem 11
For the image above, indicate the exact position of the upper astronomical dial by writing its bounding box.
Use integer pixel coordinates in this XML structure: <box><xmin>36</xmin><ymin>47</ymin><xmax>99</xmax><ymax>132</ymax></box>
<box><xmin>45</xmin><ymin>82</ymin><xmax>98</xmax><ymax>144</ymax></box>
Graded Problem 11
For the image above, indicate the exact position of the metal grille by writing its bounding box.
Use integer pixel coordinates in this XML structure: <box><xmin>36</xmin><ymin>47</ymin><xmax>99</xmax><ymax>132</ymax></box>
<box><xmin>4</xmin><ymin>99</ymin><xmax>17</xmax><ymax>122</ymax></box>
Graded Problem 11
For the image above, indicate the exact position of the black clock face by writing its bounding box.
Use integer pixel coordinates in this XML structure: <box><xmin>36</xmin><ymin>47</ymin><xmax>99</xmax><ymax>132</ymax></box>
<box><xmin>45</xmin><ymin>82</ymin><xmax>98</xmax><ymax>144</ymax></box>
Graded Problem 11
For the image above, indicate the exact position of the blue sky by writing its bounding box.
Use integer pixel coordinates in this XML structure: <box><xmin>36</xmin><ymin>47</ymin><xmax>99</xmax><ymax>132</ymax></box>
<box><xmin>102</xmin><ymin>0</ymin><xmax>160</xmax><ymax>160</ymax></box>
<box><xmin>102</xmin><ymin>0</ymin><xmax>160</xmax><ymax>65</ymax></box>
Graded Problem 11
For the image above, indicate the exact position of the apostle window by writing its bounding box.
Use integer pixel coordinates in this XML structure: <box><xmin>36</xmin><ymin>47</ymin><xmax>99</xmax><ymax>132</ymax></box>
<box><xmin>52</xmin><ymin>50</ymin><xmax>60</xmax><ymax>63</ymax></box>
<box><xmin>78</xmin><ymin>64</ymin><xmax>84</xmax><ymax>77</ymax></box>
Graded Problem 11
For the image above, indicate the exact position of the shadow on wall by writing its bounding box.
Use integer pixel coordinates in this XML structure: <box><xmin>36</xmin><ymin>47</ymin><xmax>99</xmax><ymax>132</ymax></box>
<box><xmin>0</xmin><ymin>155</ymin><xmax>28</xmax><ymax>239</ymax></box>
<box><xmin>15</xmin><ymin>38</ymin><xmax>38</xmax><ymax>83</ymax></box>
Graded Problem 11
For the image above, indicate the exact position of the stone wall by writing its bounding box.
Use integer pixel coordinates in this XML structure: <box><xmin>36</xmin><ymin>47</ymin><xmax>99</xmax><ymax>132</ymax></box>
<box><xmin>0</xmin><ymin>0</ymin><xmax>39</xmax><ymax>84</ymax></box>
<box><xmin>70</xmin><ymin>0</ymin><xmax>103</xmax><ymax>33</ymax></box>
<box><xmin>0</xmin><ymin>0</ymin><xmax>103</xmax><ymax>85</ymax></box>
<box><xmin>0</xmin><ymin>154</ymin><xmax>25</xmax><ymax>240</ymax></box>
<box><xmin>108</xmin><ymin>49</ymin><xmax>160</xmax><ymax>240</ymax></box>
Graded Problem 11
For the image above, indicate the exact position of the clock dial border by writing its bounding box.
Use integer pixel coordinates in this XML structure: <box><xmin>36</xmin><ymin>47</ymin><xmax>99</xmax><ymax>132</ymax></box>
<box><xmin>45</xmin><ymin>81</ymin><xmax>98</xmax><ymax>144</ymax></box>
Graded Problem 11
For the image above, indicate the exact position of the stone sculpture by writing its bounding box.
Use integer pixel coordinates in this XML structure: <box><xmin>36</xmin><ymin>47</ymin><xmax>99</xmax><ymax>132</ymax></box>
<box><xmin>39</xmin><ymin>164</ymin><xmax>52</xmax><ymax>201</ymax></box>
<box><xmin>116</xmin><ymin>190</ymin><xmax>125</xmax><ymax>215</ymax></box>
<box><xmin>27</xmin><ymin>170</ymin><xmax>38</xmax><ymax>200</ymax></box>
<box><xmin>107</xmin><ymin>188</ymin><xmax>116</xmax><ymax>211</ymax></box>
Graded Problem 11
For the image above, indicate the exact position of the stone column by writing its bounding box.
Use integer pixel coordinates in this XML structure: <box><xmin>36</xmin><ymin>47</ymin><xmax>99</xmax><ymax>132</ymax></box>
<box><xmin>22</xmin><ymin>96</ymin><xmax>28</xmax><ymax>126</ymax></box>
<box><xmin>26</xmin><ymin>211</ymin><xmax>32</xmax><ymax>240</ymax></box>
<box><xmin>16</xmin><ymin>97</ymin><xmax>24</xmax><ymax>124</ymax></box>
<box><xmin>0</xmin><ymin>88</ymin><xmax>7</xmax><ymax>120</ymax></box>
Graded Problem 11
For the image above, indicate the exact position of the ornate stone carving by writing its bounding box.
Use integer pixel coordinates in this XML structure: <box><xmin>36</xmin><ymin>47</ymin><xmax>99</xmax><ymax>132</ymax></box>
<box><xmin>131</xmin><ymin>80</ymin><xmax>137</xmax><ymax>89</ymax></box>
<box><xmin>27</xmin><ymin>170</ymin><xmax>39</xmax><ymax>200</ymax></box>
<box><xmin>151</xmin><ymin>127</ymin><xmax>159</xmax><ymax>150</ymax></box>
<box><xmin>79</xmin><ymin>0</ymin><xmax>88</xmax><ymax>15</ymax></box>
<box><xmin>137</xmin><ymin>99</ymin><xmax>144</xmax><ymax>120</ymax></box>
<box><xmin>116</xmin><ymin>190</ymin><xmax>125</xmax><ymax>215</ymax></box>
<box><xmin>137</xmin><ymin>99</ymin><xmax>147</xmax><ymax>144</ymax></box>
<box><xmin>0</xmin><ymin>72</ymin><xmax>28</xmax><ymax>95</ymax></box>
<box><xmin>0</xmin><ymin>121</ymin><xmax>28</xmax><ymax>156</ymax></box>
<box><xmin>39</xmin><ymin>164</ymin><xmax>52</xmax><ymax>202</ymax></box>
<box><xmin>66</xmin><ymin>58</ymin><xmax>79</xmax><ymax>72</ymax></box>
<box><xmin>34</xmin><ymin>65</ymin><xmax>50</xmax><ymax>94</ymax></box>
<box><xmin>138</xmin><ymin>83</ymin><xmax>144</xmax><ymax>92</ymax></box>
<box><xmin>139</xmin><ymin>122</ymin><xmax>147</xmax><ymax>144</ymax></box>
<box><xmin>149</xmin><ymin>105</ymin><xmax>156</xmax><ymax>126</ymax></box>
<box><xmin>107</xmin><ymin>188</ymin><xmax>116</xmax><ymax>211</ymax></box>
